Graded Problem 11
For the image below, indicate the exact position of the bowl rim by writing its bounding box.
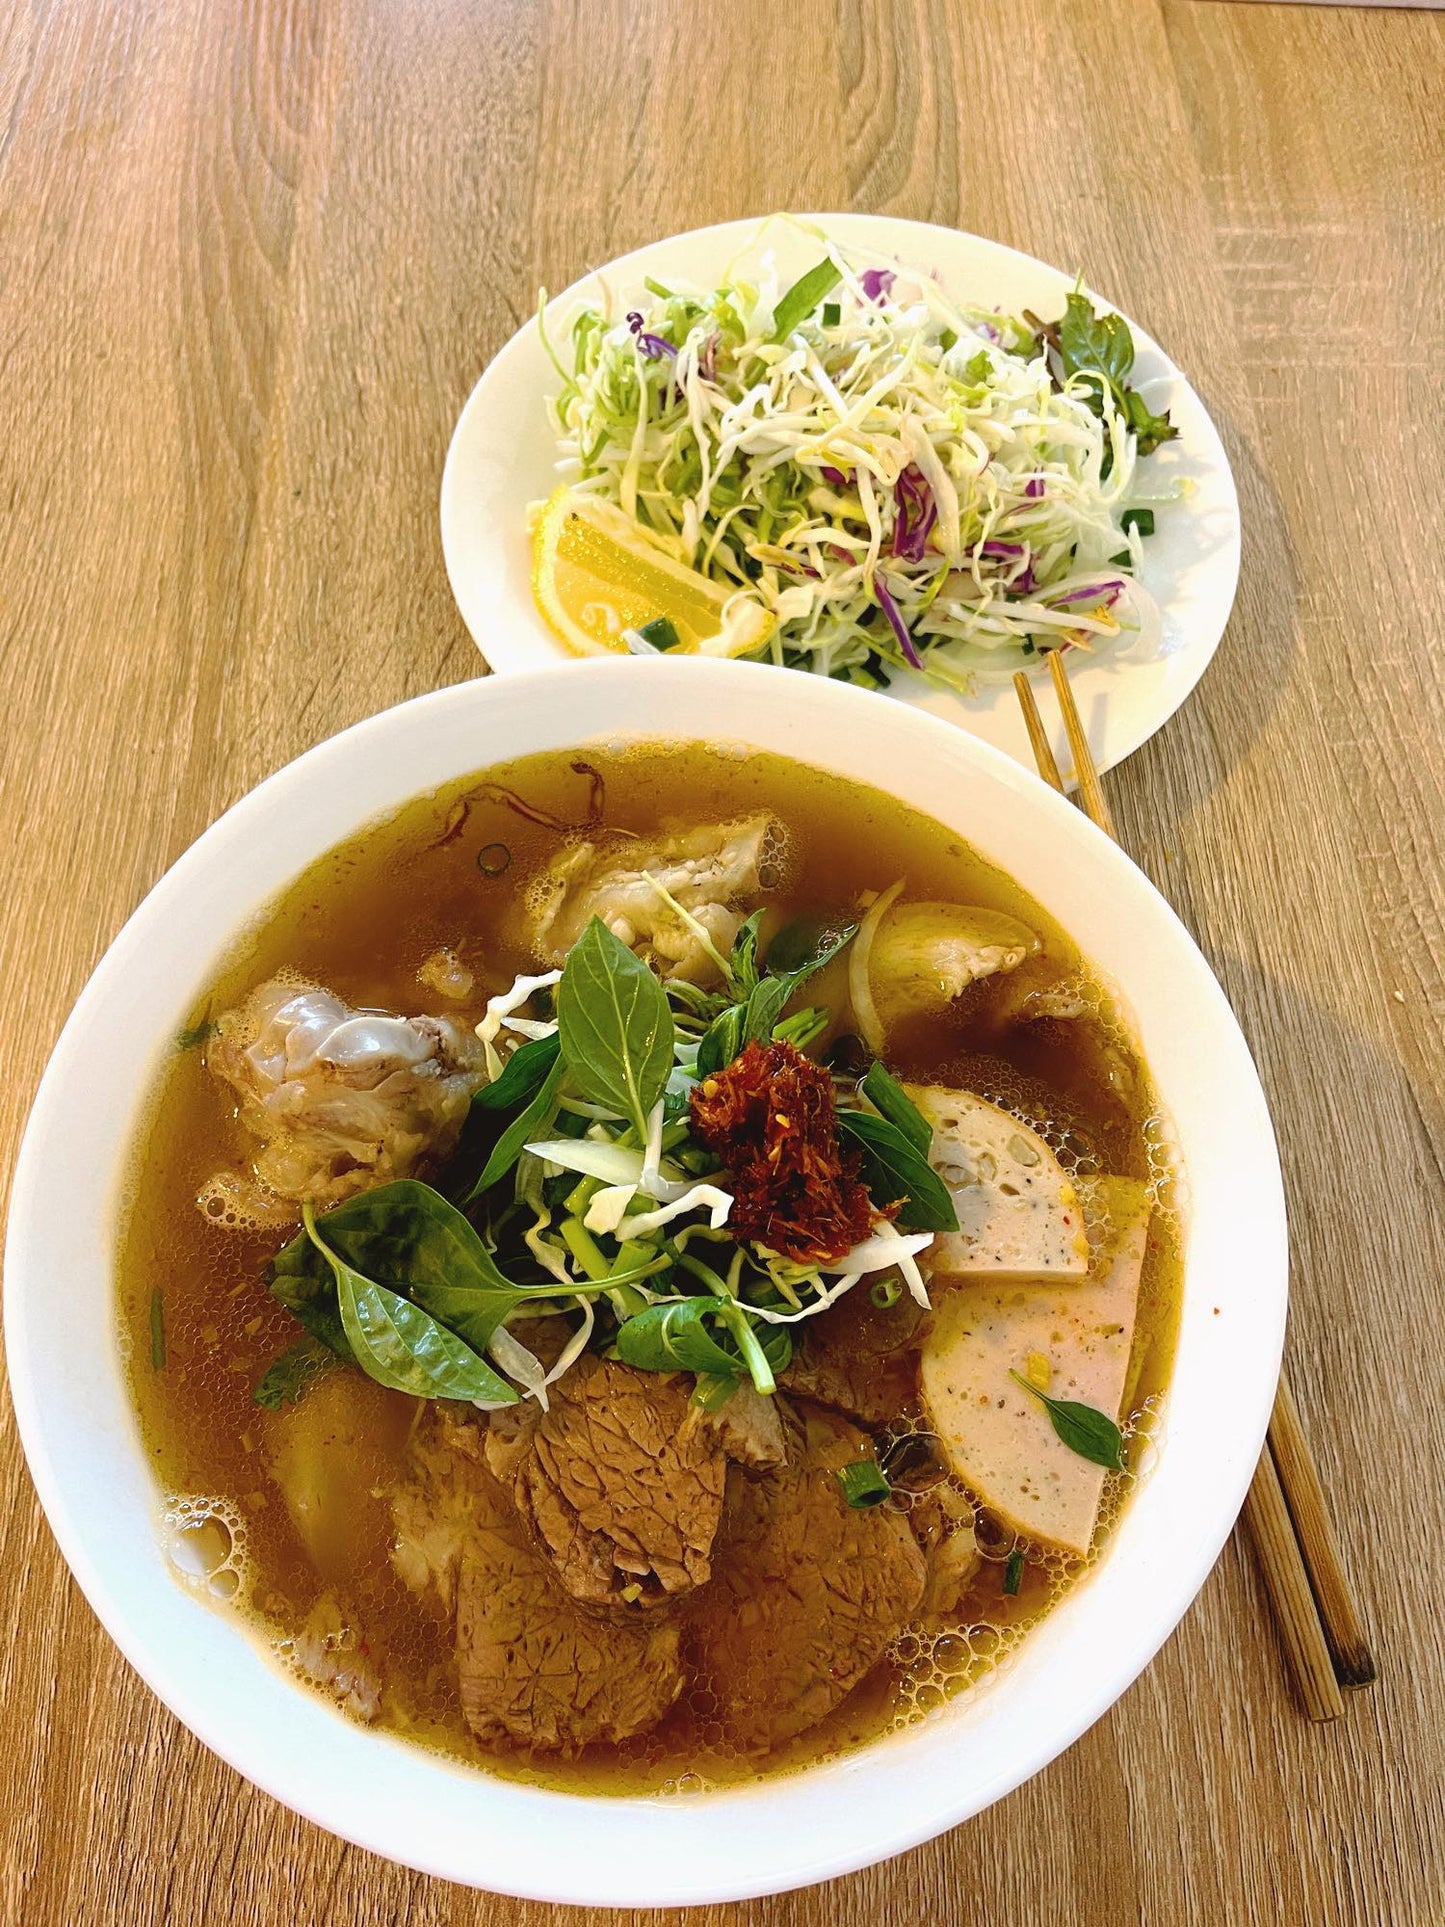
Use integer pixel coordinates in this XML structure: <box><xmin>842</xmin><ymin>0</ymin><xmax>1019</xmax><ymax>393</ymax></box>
<box><xmin>2</xmin><ymin>659</ymin><xmax>1287</xmax><ymax>1904</ymax></box>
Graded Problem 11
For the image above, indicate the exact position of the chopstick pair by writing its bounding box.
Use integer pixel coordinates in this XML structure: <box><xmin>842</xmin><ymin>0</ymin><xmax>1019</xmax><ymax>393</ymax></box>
<box><xmin>1014</xmin><ymin>657</ymin><xmax>1375</xmax><ymax>1721</ymax></box>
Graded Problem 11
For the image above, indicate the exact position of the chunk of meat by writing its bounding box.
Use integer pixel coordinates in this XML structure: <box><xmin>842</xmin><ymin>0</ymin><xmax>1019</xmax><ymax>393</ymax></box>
<box><xmin>857</xmin><ymin>900</ymin><xmax>1038</xmax><ymax>1049</ymax></box>
<box><xmin>528</xmin><ymin>814</ymin><xmax>782</xmax><ymax>984</ymax></box>
<box><xmin>678</xmin><ymin>1380</ymin><xmax>788</xmax><ymax>1470</ymax></box>
<box><xmin>505</xmin><ymin>1355</ymin><xmax>726</xmax><ymax>1608</ymax></box>
<box><xmin>264</xmin><ymin>1369</ymin><xmax>414</xmax><ymax>1581</ymax></box>
<box><xmin>906</xmin><ymin>1085</ymin><xmax>1090</xmax><ymax>1281</ymax></box>
<box><xmin>921</xmin><ymin>1176</ymin><xmax>1151</xmax><ymax>1555</ymax></box>
<box><xmin>686</xmin><ymin>1405</ymin><xmax>926</xmax><ymax>1752</ymax></box>
<box><xmin>392</xmin><ymin>1408</ymin><xmax>683</xmax><ymax>1754</ymax></box>
<box><xmin>782</xmin><ymin>1282</ymin><xmax>921</xmax><ymax>1427</ymax></box>
<box><xmin>288</xmin><ymin>1595</ymin><xmax>383</xmax><ymax>1724</ymax></box>
<box><xmin>206</xmin><ymin>978</ymin><xmax>486</xmax><ymax>1207</ymax></box>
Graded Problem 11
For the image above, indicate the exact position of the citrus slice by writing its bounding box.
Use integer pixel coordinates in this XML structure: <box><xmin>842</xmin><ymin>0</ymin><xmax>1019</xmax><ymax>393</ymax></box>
<box><xmin>531</xmin><ymin>488</ymin><xmax>775</xmax><ymax>659</ymax></box>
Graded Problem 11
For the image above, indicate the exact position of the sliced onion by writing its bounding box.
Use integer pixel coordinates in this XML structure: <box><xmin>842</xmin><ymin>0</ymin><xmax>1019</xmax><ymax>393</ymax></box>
<box><xmin>848</xmin><ymin>878</ymin><xmax>905</xmax><ymax>1056</ymax></box>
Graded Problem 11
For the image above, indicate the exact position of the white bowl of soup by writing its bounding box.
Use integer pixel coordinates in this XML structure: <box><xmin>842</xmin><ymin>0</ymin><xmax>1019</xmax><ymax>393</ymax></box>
<box><xmin>4</xmin><ymin>658</ymin><xmax>1286</xmax><ymax>1905</ymax></box>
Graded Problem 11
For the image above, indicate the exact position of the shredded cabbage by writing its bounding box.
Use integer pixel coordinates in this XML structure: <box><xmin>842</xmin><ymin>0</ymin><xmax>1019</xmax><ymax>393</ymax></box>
<box><xmin>541</xmin><ymin>231</ymin><xmax>1177</xmax><ymax>689</ymax></box>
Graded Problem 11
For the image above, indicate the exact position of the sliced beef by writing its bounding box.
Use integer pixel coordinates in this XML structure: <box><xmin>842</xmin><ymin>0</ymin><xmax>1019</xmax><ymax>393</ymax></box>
<box><xmin>505</xmin><ymin>1354</ymin><xmax>727</xmax><ymax>1610</ymax></box>
<box><xmin>782</xmin><ymin>1283</ymin><xmax>922</xmax><ymax>1428</ymax></box>
<box><xmin>686</xmin><ymin>1404</ymin><xmax>926</xmax><ymax>1753</ymax></box>
<box><xmin>392</xmin><ymin>1407</ymin><xmax>682</xmax><ymax>1754</ymax></box>
<box><xmin>678</xmin><ymin>1380</ymin><xmax>788</xmax><ymax>1470</ymax></box>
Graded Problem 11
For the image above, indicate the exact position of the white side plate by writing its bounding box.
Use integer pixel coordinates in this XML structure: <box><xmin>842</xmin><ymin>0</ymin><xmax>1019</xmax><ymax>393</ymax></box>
<box><xmin>441</xmin><ymin>214</ymin><xmax>1241</xmax><ymax>774</ymax></box>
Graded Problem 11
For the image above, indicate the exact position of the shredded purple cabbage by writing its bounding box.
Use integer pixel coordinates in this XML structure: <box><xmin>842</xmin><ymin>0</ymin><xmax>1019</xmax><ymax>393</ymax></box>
<box><xmin>700</xmin><ymin>334</ymin><xmax>719</xmax><ymax>382</ymax></box>
<box><xmin>892</xmin><ymin>465</ymin><xmax>937</xmax><ymax>562</ymax></box>
<box><xmin>821</xmin><ymin>464</ymin><xmax>849</xmax><ymax>487</ymax></box>
<box><xmin>626</xmin><ymin>311</ymin><xmax>676</xmax><ymax>361</ymax></box>
<box><xmin>1048</xmin><ymin>580</ymin><xmax>1124</xmax><ymax>608</ymax></box>
<box><xmin>980</xmin><ymin>539</ymin><xmax>1025</xmax><ymax>559</ymax></box>
<box><xmin>875</xmin><ymin>578</ymin><xmax>923</xmax><ymax>670</ymax></box>
<box><xmin>1025</xmin><ymin>477</ymin><xmax>1046</xmax><ymax>499</ymax></box>
<box><xmin>860</xmin><ymin>268</ymin><xmax>896</xmax><ymax>303</ymax></box>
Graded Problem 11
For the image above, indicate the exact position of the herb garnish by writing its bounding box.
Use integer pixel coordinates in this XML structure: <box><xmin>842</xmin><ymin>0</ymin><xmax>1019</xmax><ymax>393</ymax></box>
<box><xmin>1009</xmin><ymin>1369</ymin><xmax>1126</xmax><ymax>1470</ymax></box>
<box><xmin>556</xmin><ymin>916</ymin><xmax>673</xmax><ymax>1137</ymax></box>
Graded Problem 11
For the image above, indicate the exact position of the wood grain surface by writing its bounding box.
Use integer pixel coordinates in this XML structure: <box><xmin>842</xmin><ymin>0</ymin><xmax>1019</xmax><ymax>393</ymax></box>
<box><xmin>2</xmin><ymin>2</ymin><xmax>1442</xmax><ymax>1921</ymax></box>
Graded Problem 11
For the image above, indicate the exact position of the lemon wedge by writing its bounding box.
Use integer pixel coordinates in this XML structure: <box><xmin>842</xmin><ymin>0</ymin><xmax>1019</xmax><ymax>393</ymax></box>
<box><xmin>530</xmin><ymin>488</ymin><xmax>775</xmax><ymax>659</ymax></box>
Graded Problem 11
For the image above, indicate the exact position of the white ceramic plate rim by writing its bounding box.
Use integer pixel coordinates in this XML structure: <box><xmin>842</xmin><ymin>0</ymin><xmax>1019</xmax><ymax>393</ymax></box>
<box><xmin>440</xmin><ymin>213</ymin><xmax>1241</xmax><ymax>776</ymax></box>
<box><xmin>4</xmin><ymin>660</ymin><xmax>1284</xmax><ymax>1906</ymax></box>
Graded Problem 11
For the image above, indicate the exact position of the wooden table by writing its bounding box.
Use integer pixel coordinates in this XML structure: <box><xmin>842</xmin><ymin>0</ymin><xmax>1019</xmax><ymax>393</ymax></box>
<box><xmin>2</xmin><ymin>2</ymin><xmax>1442</xmax><ymax>1921</ymax></box>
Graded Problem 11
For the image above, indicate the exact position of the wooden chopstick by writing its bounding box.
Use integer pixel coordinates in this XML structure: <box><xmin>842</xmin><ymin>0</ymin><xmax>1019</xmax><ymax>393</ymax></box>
<box><xmin>1240</xmin><ymin>1445</ymin><xmax>1345</xmax><ymax>1721</ymax></box>
<box><xmin>1048</xmin><ymin>650</ymin><xmax>1118</xmax><ymax>838</ymax></box>
<box><xmin>1268</xmin><ymin>1378</ymin><xmax>1377</xmax><ymax>1686</ymax></box>
<box><xmin>1013</xmin><ymin>672</ymin><xmax>1065</xmax><ymax>794</ymax></box>
<box><xmin>1021</xmin><ymin>654</ymin><xmax>1374</xmax><ymax>1720</ymax></box>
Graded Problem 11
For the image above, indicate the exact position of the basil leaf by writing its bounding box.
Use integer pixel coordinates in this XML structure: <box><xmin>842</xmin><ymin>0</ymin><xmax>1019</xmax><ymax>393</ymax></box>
<box><xmin>463</xmin><ymin>1050</ymin><xmax>566</xmax><ymax>1202</ymax></box>
<box><xmin>1058</xmin><ymin>290</ymin><xmax>1134</xmax><ymax>394</ymax></box>
<box><xmin>616</xmin><ymin>1298</ymin><xmax>792</xmax><ymax>1381</ymax></box>
<box><xmin>860</xmin><ymin>1061</ymin><xmax>931</xmax><ymax>1155</ymax></box>
<box><xmin>729</xmin><ymin>909</ymin><xmax>765</xmax><ymax>997</ymax></box>
<box><xmin>253</xmin><ymin>1336</ymin><xmax>335</xmax><ymax>1411</ymax></box>
<box><xmin>766</xmin><ymin>912</ymin><xmax>854</xmax><ymax>979</ymax></box>
<box><xmin>472</xmin><ymin>1033</ymin><xmax>561</xmax><ymax>1111</ymax></box>
<box><xmin>557</xmin><ymin>916</ymin><xmax>674</xmax><ymax>1137</ymax></box>
<box><xmin>772</xmin><ymin>258</ymin><xmax>843</xmax><ymax>341</ymax></box>
<box><xmin>615</xmin><ymin>1298</ymin><xmax>743</xmax><ymax>1376</ymax></box>
<box><xmin>742</xmin><ymin>975</ymin><xmax>791</xmax><ymax>1045</ymax></box>
<box><xmin>836</xmin><ymin>1109</ymin><xmax>958</xmax><ymax>1231</ymax></box>
<box><xmin>303</xmin><ymin>1201</ymin><xmax>518</xmax><ymax>1403</ymax></box>
<box><xmin>1121</xmin><ymin>387</ymin><xmax>1179</xmax><ymax>457</ymax></box>
<box><xmin>696</xmin><ymin>1001</ymin><xmax>747</xmax><ymax>1078</ymax></box>
<box><xmin>1009</xmin><ymin>1370</ymin><xmax>1125</xmax><ymax>1470</ymax></box>
<box><xmin>270</xmin><ymin>1180</ymin><xmax>564</xmax><ymax>1366</ymax></box>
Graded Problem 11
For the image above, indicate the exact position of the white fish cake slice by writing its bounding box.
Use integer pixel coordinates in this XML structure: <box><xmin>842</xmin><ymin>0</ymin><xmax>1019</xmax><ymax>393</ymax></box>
<box><xmin>905</xmin><ymin>1086</ymin><xmax>1090</xmax><ymax>1281</ymax></box>
<box><xmin>920</xmin><ymin>1177</ymin><xmax>1152</xmax><ymax>1556</ymax></box>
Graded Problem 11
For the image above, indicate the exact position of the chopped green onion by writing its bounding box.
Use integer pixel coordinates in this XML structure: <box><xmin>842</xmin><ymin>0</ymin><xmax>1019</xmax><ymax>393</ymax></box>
<box><xmin>821</xmin><ymin>301</ymin><xmax>841</xmax><ymax>328</ymax></box>
<box><xmin>1003</xmin><ymin>1548</ymin><xmax>1025</xmax><ymax>1596</ymax></box>
<box><xmin>1121</xmin><ymin>507</ymin><xmax>1154</xmax><ymax>537</ymax></box>
<box><xmin>772</xmin><ymin>258</ymin><xmax>843</xmax><ymax>341</ymax></box>
<box><xmin>558</xmin><ymin>1217</ymin><xmax>611</xmax><ymax>1282</ymax></box>
<box><xmin>477</xmin><ymin>842</ymin><xmax>511</xmax><ymax>876</ymax></box>
<box><xmin>643</xmin><ymin>277</ymin><xmax>674</xmax><ymax>300</ymax></box>
<box><xmin>939</xmin><ymin>327</ymin><xmax>958</xmax><ymax>351</ymax></box>
<box><xmin>149</xmin><ymin>1289</ymin><xmax>166</xmax><ymax>1370</ymax></box>
<box><xmin>636</xmin><ymin>616</ymin><xmax>681</xmax><ymax>651</ymax></box>
<box><xmin>870</xmin><ymin>1276</ymin><xmax>903</xmax><ymax>1309</ymax></box>
<box><xmin>836</xmin><ymin>1459</ymin><xmax>891</xmax><ymax>1508</ymax></box>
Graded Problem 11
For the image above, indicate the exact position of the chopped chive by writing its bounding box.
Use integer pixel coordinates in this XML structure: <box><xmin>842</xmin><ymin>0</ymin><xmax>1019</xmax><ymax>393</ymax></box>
<box><xmin>1108</xmin><ymin>551</ymin><xmax>1132</xmax><ymax>567</ymax></box>
<box><xmin>1021</xmin><ymin>639</ymin><xmax>1036</xmax><ymax>655</ymax></box>
<box><xmin>1003</xmin><ymin>1548</ymin><xmax>1025</xmax><ymax>1596</ymax></box>
<box><xmin>635</xmin><ymin>616</ymin><xmax>682</xmax><ymax>651</ymax></box>
<box><xmin>642</xmin><ymin>277</ymin><xmax>674</xmax><ymax>300</ymax></box>
<box><xmin>477</xmin><ymin>841</ymin><xmax>511</xmax><ymax>876</ymax></box>
<box><xmin>821</xmin><ymin>301</ymin><xmax>841</xmax><ymax>328</ymax></box>
<box><xmin>836</xmin><ymin>1459</ymin><xmax>891</xmax><ymax>1509</ymax></box>
<box><xmin>175</xmin><ymin>1015</ymin><xmax>213</xmax><ymax>1052</ymax></box>
<box><xmin>939</xmin><ymin>327</ymin><xmax>958</xmax><ymax>352</ymax></box>
<box><xmin>1121</xmin><ymin>507</ymin><xmax>1155</xmax><ymax>537</ymax></box>
<box><xmin>149</xmin><ymin>1289</ymin><xmax>166</xmax><ymax>1370</ymax></box>
<box><xmin>870</xmin><ymin>1276</ymin><xmax>903</xmax><ymax>1309</ymax></box>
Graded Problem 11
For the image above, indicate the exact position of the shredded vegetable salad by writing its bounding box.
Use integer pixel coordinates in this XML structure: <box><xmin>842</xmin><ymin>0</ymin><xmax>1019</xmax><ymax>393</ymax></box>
<box><xmin>538</xmin><ymin>231</ymin><xmax>1182</xmax><ymax>689</ymax></box>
